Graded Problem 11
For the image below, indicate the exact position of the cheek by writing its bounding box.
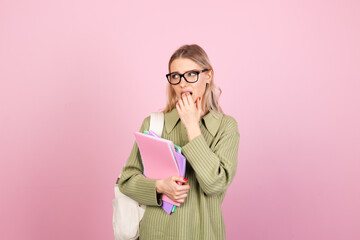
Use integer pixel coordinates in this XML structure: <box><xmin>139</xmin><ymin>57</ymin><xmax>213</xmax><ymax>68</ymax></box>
<box><xmin>171</xmin><ymin>85</ymin><xmax>178</xmax><ymax>93</ymax></box>
<box><xmin>193</xmin><ymin>81</ymin><xmax>207</xmax><ymax>96</ymax></box>
<box><xmin>172</xmin><ymin>86</ymin><xmax>181</xmax><ymax>97</ymax></box>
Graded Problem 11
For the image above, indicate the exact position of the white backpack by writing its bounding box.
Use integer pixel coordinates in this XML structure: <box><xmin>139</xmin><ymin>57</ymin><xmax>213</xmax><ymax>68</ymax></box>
<box><xmin>112</xmin><ymin>112</ymin><xmax>164</xmax><ymax>240</ymax></box>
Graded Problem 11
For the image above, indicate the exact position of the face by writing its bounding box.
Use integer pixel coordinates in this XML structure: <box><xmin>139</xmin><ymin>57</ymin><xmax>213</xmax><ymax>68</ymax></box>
<box><xmin>169</xmin><ymin>58</ymin><xmax>213</xmax><ymax>103</ymax></box>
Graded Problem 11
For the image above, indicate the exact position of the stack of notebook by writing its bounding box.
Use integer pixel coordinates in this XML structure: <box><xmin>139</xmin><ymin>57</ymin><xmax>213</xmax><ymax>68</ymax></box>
<box><xmin>134</xmin><ymin>130</ymin><xmax>186</xmax><ymax>214</ymax></box>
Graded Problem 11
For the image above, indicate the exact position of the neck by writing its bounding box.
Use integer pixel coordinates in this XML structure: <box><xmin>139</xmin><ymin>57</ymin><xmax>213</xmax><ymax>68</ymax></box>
<box><xmin>200</xmin><ymin>108</ymin><xmax>210</xmax><ymax>118</ymax></box>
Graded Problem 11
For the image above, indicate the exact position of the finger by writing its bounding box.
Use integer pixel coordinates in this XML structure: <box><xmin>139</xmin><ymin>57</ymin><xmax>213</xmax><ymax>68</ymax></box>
<box><xmin>178</xmin><ymin>97</ymin><xmax>185</xmax><ymax>109</ymax></box>
<box><xmin>175</xmin><ymin>193</ymin><xmax>188</xmax><ymax>200</ymax></box>
<box><xmin>172</xmin><ymin>176</ymin><xmax>188</xmax><ymax>183</ymax></box>
<box><xmin>182</xmin><ymin>92</ymin><xmax>190</xmax><ymax>106</ymax></box>
<box><xmin>176</xmin><ymin>181</ymin><xmax>190</xmax><ymax>186</ymax></box>
<box><xmin>177</xmin><ymin>184</ymin><xmax>190</xmax><ymax>191</ymax></box>
<box><xmin>176</xmin><ymin>182</ymin><xmax>190</xmax><ymax>190</ymax></box>
<box><xmin>173</xmin><ymin>177</ymin><xmax>189</xmax><ymax>187</ymax></box>
<box><xmin>196</xmin><ymin>96</ymin><xmax>201</xmax><ymax>110</ymax></box>
<box><xmin>176</xmin><ymin>188</ymin><xmax>190</xmax><ymax>195</ymax></box>
<box><xmin>176</xmin><ymin>101</ymin><xmax>181</xmax><ymax>112</ymax></box>
<box><xmin>175</xmin><ymin>198</ymin><xmax>185</xmax><ymax>204</ymax></box>
<box><xmin>175</xmin><ymin>195</ymin><xmax>187</xmax><ymax>203</ymax></box>
<box><xmin>186</xmin><ymin>93</ymin><xmax>194</xmax><ymax>106</ymax></box>
<box><xmin>166</xmin><ymin>194</ymin><xmax>183</xmax><ymax>204</ymax></box>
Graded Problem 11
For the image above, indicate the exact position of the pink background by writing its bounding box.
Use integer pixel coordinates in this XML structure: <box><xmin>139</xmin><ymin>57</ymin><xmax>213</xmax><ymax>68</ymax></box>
<box><xmin>1</xmin><ymin>0</ymin><xmax>359</xmax><ymax>239</ymax></box>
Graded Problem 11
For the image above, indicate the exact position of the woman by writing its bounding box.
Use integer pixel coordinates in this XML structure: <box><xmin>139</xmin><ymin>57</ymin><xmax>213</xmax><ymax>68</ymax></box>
<box><xmin>118</xmin><ymin>44</ymin><xmax>240</xmax><ymax>240</ymax></box>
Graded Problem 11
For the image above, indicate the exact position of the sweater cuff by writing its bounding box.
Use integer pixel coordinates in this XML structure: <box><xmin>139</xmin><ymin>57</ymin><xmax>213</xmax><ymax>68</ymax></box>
<box><xmin>181</xmin><ymin>134</ymin><xmax>211</xmax><ymax>166</ymax></box>
<box><xmin>135</xmin><ymin>178</ymin><xmax>163</xmax><ymax>206</ymax></box>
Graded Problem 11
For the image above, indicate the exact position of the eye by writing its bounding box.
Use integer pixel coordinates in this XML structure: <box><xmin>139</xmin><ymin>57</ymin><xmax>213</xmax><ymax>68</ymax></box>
<box><xmin>190</xmin><ymin>72</ymin><xmax>196</xmax><ymax>76</ymax></box>
<box><xmin>186</xmin><ymin>71</ymin><xmax>197</xmax><ymax>77</ymax></box>
<box><xmin>171</xmin><ymin>74</ymin><xmax>179</xmax><ymax>79</ymax></box>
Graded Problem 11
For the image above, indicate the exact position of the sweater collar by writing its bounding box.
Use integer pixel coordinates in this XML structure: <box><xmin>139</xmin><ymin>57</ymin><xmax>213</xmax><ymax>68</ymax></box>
<box><xmin>164</xmin><ymin>108</ymin><xmax>223</xmax><ymax>136</ymax></box>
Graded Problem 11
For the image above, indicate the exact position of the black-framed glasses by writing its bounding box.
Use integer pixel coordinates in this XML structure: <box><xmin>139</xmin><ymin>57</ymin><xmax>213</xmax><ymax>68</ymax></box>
<box><xmin>166</xmin><ymin>69</ymin><xmax>209</xmax><ymax>85</ymax></box>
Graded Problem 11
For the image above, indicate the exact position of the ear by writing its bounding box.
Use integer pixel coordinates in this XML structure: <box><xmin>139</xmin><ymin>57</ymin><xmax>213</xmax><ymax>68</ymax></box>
<box><xmin>206</xmin><ymin>70</ymin><xmax>213</xmax><ymax>84</ymax></box>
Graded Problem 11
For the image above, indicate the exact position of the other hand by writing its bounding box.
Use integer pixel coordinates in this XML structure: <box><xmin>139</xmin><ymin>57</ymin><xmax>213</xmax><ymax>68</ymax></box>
<box><xmin>156</xmin><ymin>176</ymin><xmax>190</xmax><ymax>204</ymax></box>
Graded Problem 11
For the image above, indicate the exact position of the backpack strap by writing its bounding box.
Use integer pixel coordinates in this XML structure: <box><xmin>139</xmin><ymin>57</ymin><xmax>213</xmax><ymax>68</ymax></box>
<box><xmin>149</xmin><ymin>112</ymin><xmax>164</xmax><ymax>137</ymax></box>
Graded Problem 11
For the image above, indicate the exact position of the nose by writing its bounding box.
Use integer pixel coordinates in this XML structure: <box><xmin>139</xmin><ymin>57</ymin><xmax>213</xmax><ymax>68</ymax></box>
<box><xmin>179</xmin><ymin>76</ymin><xmax>188</xmax><ymax>88</ymax></box>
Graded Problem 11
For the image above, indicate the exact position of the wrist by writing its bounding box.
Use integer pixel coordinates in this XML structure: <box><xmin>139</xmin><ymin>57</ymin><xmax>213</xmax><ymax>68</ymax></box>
<box><xmin>186</xmin><ymin>125</ymin><xmax>201</xmax><ymax>142</ymax></box>
<box><xmin>156</xmin><ymin>179</ymin><xmax>163</xmax><ymax>194</ymax></box>
<box><xmin>186</xmin><ymin>122</ymin><xmax>200</xmax><ymax>133</ymax></box>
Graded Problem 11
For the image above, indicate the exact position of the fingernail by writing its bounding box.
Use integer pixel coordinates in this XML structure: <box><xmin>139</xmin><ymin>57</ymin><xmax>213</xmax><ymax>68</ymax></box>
<box><xmin>184</xmin><ymin>178</ymin><xmax>188</xmax><ymax>181</ymax></box>
<box><xmin>199</xmin><ymin>97</ymin><xmax>201</xmax><ymax>101</ymax></box>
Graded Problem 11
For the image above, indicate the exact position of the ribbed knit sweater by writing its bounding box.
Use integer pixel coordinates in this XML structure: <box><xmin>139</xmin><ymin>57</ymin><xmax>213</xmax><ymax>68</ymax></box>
<box><xmin>118</xmin><ymin>107</ymin><xmax>240</xmax><ymax>240</ymax></box>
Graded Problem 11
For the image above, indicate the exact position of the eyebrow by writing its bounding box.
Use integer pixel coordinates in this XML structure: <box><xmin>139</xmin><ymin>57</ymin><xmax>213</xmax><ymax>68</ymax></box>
<box><xmin>170</xmin><ymin>69</ymin><xmax>199</xmax><ymax>74</ymax></box>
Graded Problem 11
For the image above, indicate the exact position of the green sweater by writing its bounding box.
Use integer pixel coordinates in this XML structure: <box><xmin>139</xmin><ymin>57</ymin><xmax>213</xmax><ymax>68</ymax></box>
<box><xmin>118</xmin><ymin>108</ymin><xmax>240</xmax><ymax>240</ymax></box>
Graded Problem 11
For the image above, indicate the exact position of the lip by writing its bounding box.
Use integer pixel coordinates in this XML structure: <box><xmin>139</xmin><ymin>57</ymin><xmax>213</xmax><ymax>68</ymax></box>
<box><xmin>181</xmin><ymin>91</ymin><xmax>193</xmax><ymax>95</ymax></box>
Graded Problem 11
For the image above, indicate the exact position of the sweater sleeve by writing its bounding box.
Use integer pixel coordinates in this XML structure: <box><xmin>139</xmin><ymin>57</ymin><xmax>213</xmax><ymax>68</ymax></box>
<box><xmin>118</xmin><ymin>116</ymin><xmax>162</xmax><ymax>206</ymax></box>
<box><xmin>181</xmin><ymin>116</ymin><xmax>240</xmax><ymax>196</ymax></box>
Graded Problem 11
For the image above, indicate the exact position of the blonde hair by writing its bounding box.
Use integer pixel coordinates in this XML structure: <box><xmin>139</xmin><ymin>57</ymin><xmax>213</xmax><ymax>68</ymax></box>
<box><xmin>163</xmin><ymin>44</ymin><xmax>223</xmax><ymax>114</ymax></box>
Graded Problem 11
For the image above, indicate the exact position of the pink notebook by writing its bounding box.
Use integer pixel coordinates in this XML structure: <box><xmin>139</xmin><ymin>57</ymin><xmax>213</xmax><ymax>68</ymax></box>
<box><xmin>134</xmin><ymin>132</ymin><xmax>181</xmax><ymax>207</ymax></box>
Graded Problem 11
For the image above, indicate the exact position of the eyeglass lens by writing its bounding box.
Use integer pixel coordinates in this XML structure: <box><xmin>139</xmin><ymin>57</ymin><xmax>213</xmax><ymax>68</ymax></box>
<box><xmin>168</xmin><ymin>71</ymin><xmax>198</xmax><ymax>84</ymax></box>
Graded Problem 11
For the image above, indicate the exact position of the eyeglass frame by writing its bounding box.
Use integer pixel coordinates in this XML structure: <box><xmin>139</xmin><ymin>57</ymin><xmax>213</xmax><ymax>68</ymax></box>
<box><xmin>166</xmin><ymin>69</ymin><xmax>209</xmax><ymax>85</ymax></box>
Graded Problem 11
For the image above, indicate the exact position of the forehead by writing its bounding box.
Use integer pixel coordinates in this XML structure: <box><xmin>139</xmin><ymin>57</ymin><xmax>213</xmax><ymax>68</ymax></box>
<box><xmin>170</xmin><ymin>58</ymin><xmax>202</xmax><ymax>73</ymax></box>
